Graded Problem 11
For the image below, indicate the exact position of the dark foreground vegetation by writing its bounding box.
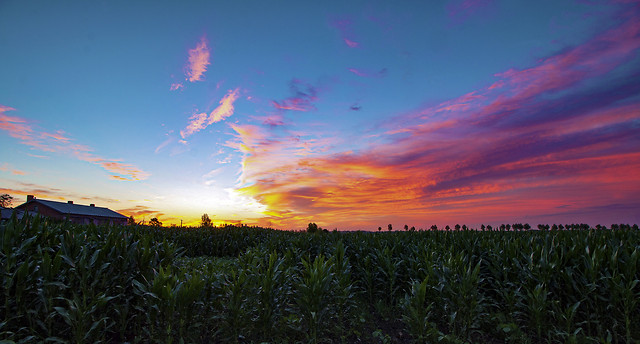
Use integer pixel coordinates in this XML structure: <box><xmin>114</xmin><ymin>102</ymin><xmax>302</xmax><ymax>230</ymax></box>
<box><xmin>1</xmin><ymin>215</ymin><xmax>639</xmax><ymax>343</ymax></box>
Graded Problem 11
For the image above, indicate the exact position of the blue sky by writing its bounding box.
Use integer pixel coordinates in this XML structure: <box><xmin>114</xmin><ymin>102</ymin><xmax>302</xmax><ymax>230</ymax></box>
<box><xmin>1</xmin><ymin>0</ymin><xmax>638</xmax><ymax>228</ymax></box>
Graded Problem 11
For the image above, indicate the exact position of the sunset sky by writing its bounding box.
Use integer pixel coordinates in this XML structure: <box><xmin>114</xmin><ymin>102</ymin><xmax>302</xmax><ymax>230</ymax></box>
<box><xmin>1</xmin><ymin>0</ymin><xmax>639</xmax><ymax>229</ymax></box>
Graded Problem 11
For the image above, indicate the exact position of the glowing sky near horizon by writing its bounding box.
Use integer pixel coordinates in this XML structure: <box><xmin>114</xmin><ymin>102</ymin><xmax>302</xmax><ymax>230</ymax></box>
<box><xmin>1</xmin><ymin>0</ymin><xmax>639</xmax><ymax>229</ymax></box>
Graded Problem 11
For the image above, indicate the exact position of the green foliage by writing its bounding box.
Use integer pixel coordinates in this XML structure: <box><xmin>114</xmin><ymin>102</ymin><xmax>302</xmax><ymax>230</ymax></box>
<box><xmin>201</xmin><ymin>213</ymin><xmax>212</xmax><ymax>228</ymax></box>
<box><xmin>0</xmin><ymin>193</ymin><xmax>12</xmax><ymax>208</ymax></box>
<box><xmin>149</xmin><ymin>217</ymin><xmax>162</xmax><ymax>227</ymax></box>
<box><xmin>1</xmin><ymin>217</ymin><xmax>639</xmax><ymax>343</ymax></box>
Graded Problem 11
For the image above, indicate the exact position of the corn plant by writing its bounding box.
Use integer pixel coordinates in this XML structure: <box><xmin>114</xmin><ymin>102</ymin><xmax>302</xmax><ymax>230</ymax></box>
<box><xmin>401</xmin><ymin>276</ymin><xmax>440</xmax><ymax>343</ymax></box>
<box><xmin>295</xmin><ymin>254</ymin><xmax>335</xmax><ymax>344</ymax></box>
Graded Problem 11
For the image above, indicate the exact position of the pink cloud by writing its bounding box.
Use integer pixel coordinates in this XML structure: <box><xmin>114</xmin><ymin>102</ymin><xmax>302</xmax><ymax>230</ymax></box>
<box><xmin>0</xmin><ymin>105</ymin><xmax>149</xmax><ymax>181</ymax></box>
<box><xmin>170</xmin><ymin>83</ymin><xmax>184</xmax><ymax>91</ymax></box>
<box><xmin>181</xmin><ymin>112</ymin><xmax>208</xmax><ymax>138</ymax></box>
<box><xmin>447</xmin><ymin>0</ymin><xmax>494</xmax><ymax>24</ymax></box>
<box><xmin>180</xmin><ymin>88</ymin><xmax>240</xmax><ymax>138</ymax></box>
<box><xmin>234</xmin><ymin>9</ymin><xmax>640</xmax><ymax>229</ymax></box>
<box><xmin>344</xmin><ymin>38</ymin><xmax>359</xmax><ymax>48</ymax></box>
<box><xmin>227</xmin><ymin>123</ymin><xmax>336</xmax><ymax>187</ymax></box>
<box><xmin>348</xmin><ymin>67</ymin><xmax>388</xmax><ymax>78</ymax></box>
<box><xmin>186</xmin><ymin>36</ymin><xmax>211</xmax><ymax>82</ymax></box>
<box><xmin>329</xmin><ymin>17</ymin><xmax>360</xmax><ymax>48</ymax></box>
<box><xmin>209</xmin><ymin>88</ymin><xmax>240</xmax><ymax>122</ymax></box>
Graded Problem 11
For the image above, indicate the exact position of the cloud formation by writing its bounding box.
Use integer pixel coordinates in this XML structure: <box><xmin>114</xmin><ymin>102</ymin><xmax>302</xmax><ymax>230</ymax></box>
<box><xmin>271</xmin><ymin>79</ymin><xmax>318</xmax><ymax>112</ymax></box>
<box><xmin>186</xmin><ymin>36</ymin><xmax>211</xmax><ymax>82</ymax></box>
<box><xmin>117</xmin><ymin>205</ymin><xmax>164</xmax><ymax>221</ymax></box>
<box><xmin>0</xmin><ymin>163</ymin><xmax>26</xmax><ymax>176</ymax></box>
<box><xmin>0</xmin><ymin>106</ymin><xmax>149</xmax><ymax>181</ymax></box>
<box><xmin>234</xmin><ymin>7</ymin><xmax>640</xmax><ymax>229</ymax></box>
<box><xmin>180</xmin><ymin>88</ymin><xmax>240</xmax><ymax>138</ymax></box>
<box><xmin>447</xmin><ymin>0</ymin><xmax>494</xmax><ymax>24</ymax></box>
<box><xmin>329</xmin><ymin>18</ymin><xmax>360</xmax><ymax>48</ymax></box>
<box><xmin>0</xmin><ymin>181</ymin><xmax>118</xmax><ymax>205</ymax></box>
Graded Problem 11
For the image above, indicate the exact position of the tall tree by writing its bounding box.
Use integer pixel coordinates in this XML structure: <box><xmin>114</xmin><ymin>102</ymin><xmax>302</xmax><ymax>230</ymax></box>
<box><xmin>149</xmin><ymin>218</ymin><xmax>162</xmax><ymax>227</ymax></box>
<box><xmin>127</xmin><ymin>216</ymin><xmax>136</xmax><ymax>225</ymax></box>
<box><xmin>307</xmin><ymin>222</ymin><xmax>319</xmax><ymax>233</ymax></box>
<box><xmin>201</xmin><ymin>213</ymin><xmax>212</xmax><ymax>227</ymax></box>
<box><xmin>0</xmin><ymin>194</ymin><xmax>13</xmax><ymax>208</ymax></box>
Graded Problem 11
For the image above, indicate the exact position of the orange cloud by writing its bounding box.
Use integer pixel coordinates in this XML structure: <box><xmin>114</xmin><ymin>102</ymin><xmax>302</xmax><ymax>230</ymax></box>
<box><xmin>230</xmin><ymin>12</ymin><xmax>640</xmax><ymax>229</ymax></box>
<box><xmin>0</xmin><ymin>182</ymin><xmax>118</xmax><ymax>205</ymax></box>
<box><xmin>97</xmin><ymin>161</ymin><xmax>150</xmax><ymax>181</ymax></box>
<box><xmin>180</xmin><ymin>88</ymin><xmax>240</xmax><ymax>138</ymax></box>
<box><xmin>186</xmin><ymin>36</ymin><xmax>211</xmax><ymax>82</ymax></box>
<box><xmin>0</xmin><ymin>163</ymin><xmax>26</xmax><ymax>176</ymax></box>
<box><xmin>117</xmin><ymin>205</ymin><xmax>164</xmax><ymax>220</ymax></box>
<box><xmin>0</xmin><ymin>105</ymin><xmax>149</xmax><ymax>181</ymax></box>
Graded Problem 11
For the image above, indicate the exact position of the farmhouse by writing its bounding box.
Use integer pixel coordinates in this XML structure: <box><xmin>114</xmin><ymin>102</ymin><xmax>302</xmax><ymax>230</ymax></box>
<box><xmin>15</xmin><ymin>195</ymin><xmax>128</xmax><ymax>225</ymax></box>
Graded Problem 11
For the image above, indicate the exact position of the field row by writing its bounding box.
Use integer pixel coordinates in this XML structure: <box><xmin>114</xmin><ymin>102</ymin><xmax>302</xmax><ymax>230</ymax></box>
<box><xmin>1</xmin><ymin>215</ymin><xmax>639</xmax><ymax>343</ymax></box>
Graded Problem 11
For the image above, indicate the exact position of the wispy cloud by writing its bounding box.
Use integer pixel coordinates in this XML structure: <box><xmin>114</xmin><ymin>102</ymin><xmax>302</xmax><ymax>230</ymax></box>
<box><xmin>0</xmin><ymin>181</ymin><xmax>119</xmax><ymax>204</ymax></box>
<box><xmin>0</xmin><ymin>163</ymin><xmax>26</xmax><ymax>176</ymax></box>
<box><xmin>271</xmin><ymin>79</ymin><xmax>318</xmax><ymax>112</ymax></box>
<box><xmin>234</xmin><ymin>7</ymin><xmax>640</xmax><ymax>229</ymax></box>
<box><xmin>117</xmin><ymin>205</ymin><xmax>164</xmax><ymax>222</ymax></box>
<box><xmin>180</xmin><ymin>88</ymin><xmax>240</xmax><ymax>138</ymax></box>
<box><xmin>226</xmin><ymin>123</ymin><xmax>335</xmax><ymax>186</ymax></box>
<box><xmin>170</xmin><ymin>82</ymin><xmax>184</xmax><ymax>91</ymax></box>
<box><xmin>348</xmin><ymin>67</ymin><xmax>387</xmax><ymax>78</ymax></box>
<box><xmin>0</xmin><ymin>106</ymin><xmax>149</xmax><ymax>181</ymax></box>
<box><xmin>447</xmin><ymin>0</ymin><xmax>494</xmax><ymax>24</ymax></box>
<box><xmin>186</xmin><ymin>36</ymin><xmax>211</xmax><ymax>82</ymax></box>
<box><xmin>329</xmin><ymin>17</ymin><xmax>360</xmax><ymax>48</ymax></box>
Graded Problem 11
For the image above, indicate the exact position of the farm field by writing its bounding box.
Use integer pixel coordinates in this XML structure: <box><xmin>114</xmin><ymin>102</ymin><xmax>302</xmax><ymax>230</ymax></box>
<box><xmin>1</xmin><ymin>215</ymin><xmax>639</xmax><ymax>343</ymax></box>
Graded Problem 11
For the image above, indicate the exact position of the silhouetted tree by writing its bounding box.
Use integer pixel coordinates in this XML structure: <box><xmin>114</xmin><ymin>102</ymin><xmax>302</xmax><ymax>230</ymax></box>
<box><xmin>524</xmin><ymin>223</ymin><xmax>531</xmax><ymax>230</ymax></box>
<box><xmin>455</xmin><ymin>224</ymin><xmax>461</xmax><ymax>231</ymax></box>
<box><xmin>481</xmin><ymin>224</ymin><xmax>486</xmax><ymax>231</ymax></box>
<box><xmin>0</xmin><ymin>194</ymin><xmax>13</xmax><ymax>208</ymax></box>
<box><xmin>378</xmin><ymin>226</ymin><xmax>382</xmax><ymax>232</ymax></box>
<box><xmin>127</xmin><ymin>216</ymin><xmax>136</xmax><ymax>226</ymax></box>
<box><xmin>445</xmin><ymin>225</ymin><xmax>450</xmax><ymax>231</ymax></box>
<box><xmin>430</xmin><ymin>225</ymin><xmax>438</xmax><ymax>231</ymax></box>
<box><xmin>404</xmin><ymin>224</ymin><xmax>409</xmax><ymax>231</ymax></box>
<box><xmin>201</xmin><ymin>213</ymin><xmax>213</xmax><ymax>227</ymax></box>
<box><xmin>387</xmin><ymin>224</ymin><xmax>393</xmax><ymax>231</ymax></box>
<box><xmin>410</xmin><ymin>226</ymin><xmax>416</xmax><ymax>231</ymax></box>
<box><xmin>149</xmin><ymin>218</ymin><xmax>162</xmax><ymax>227</ymax></box>
<box><xmin>307</xmin><ymin>222</ymin><xmax>319</xmax><ymax>233</ymax></box>
<box><xmin>487</xmin><ymin>225</ymin><xmax>493</xmax><ymax>231</ymax></box>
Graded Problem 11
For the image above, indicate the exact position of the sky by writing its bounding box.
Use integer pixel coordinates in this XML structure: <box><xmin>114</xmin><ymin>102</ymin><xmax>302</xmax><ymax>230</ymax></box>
<box><xmin>1</xmin><ymin>0</ymin><xmax>639</xmax><ymax>230</ymax></box>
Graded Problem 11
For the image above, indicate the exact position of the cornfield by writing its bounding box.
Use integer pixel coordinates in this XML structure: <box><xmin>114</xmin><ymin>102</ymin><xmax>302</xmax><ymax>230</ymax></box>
<box><xmin>1</xmin><ymin>214</ymin><xmax>639</xmax><ymax>343</ymax></box>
